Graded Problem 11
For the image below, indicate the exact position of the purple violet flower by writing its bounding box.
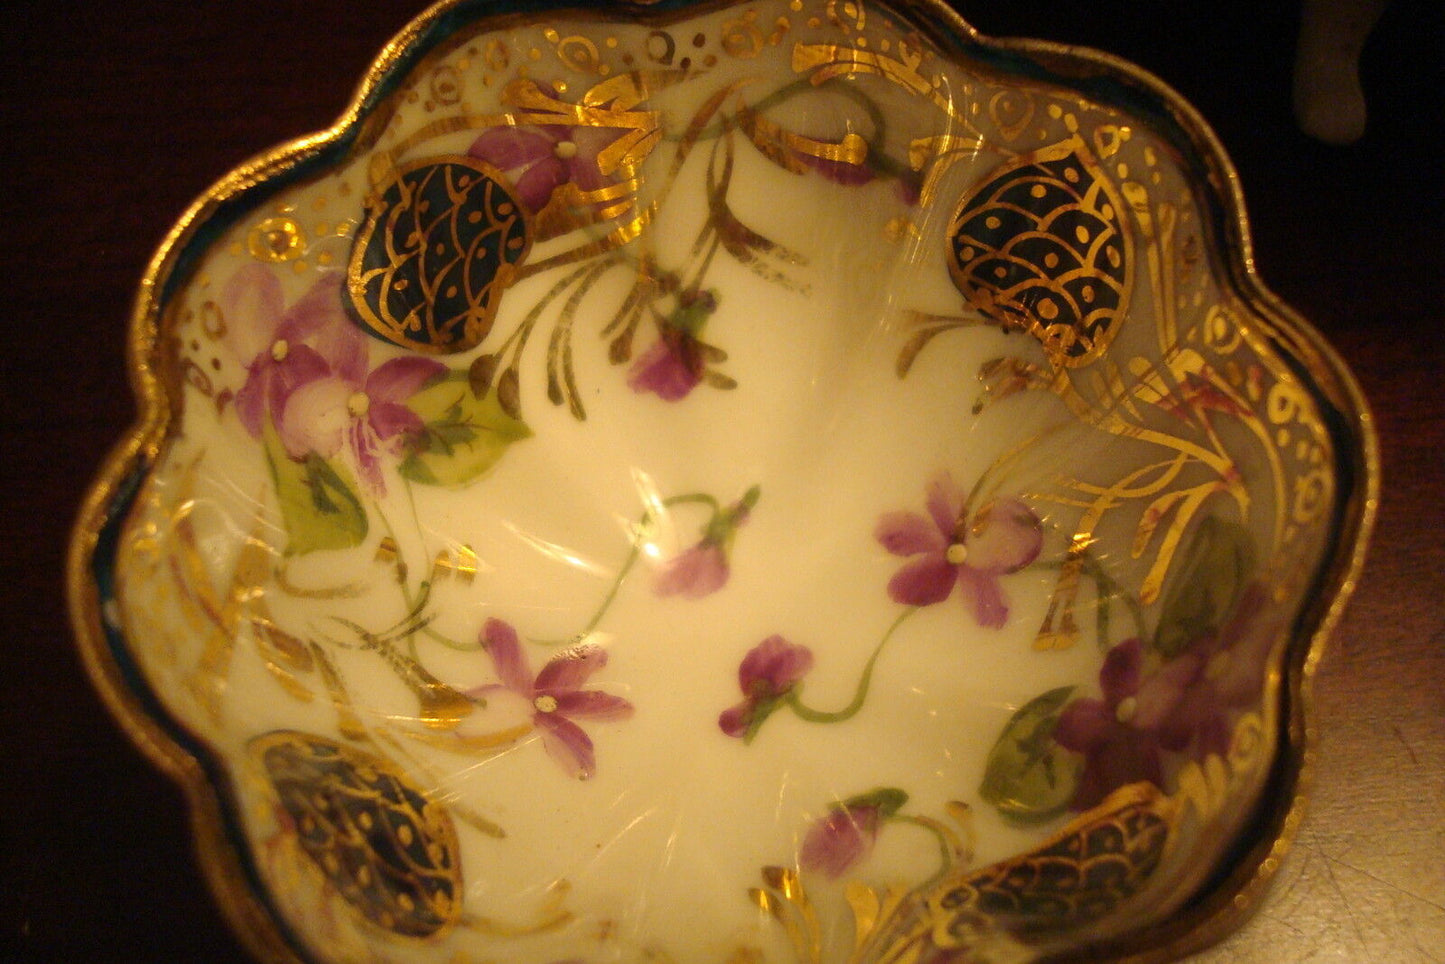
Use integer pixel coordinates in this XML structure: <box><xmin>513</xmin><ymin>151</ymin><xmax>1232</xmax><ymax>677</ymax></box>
<box><xmin>875</xmin><ymin>473</ymin><xmax>1042</xmax><ymax>628</ymax></box>
<box><xmin>469</xmin><ymin>618</ymin><xmax>634</xmax><ymax>781</ymax></box>
<box><xmin>654</xmin><ymin>486</ymin><xmax>759</xmax><ymax>599</ymax></box>
<box><xmin>1052</xmin><ymin>638</ymin><xmax>1178</xmax><ymax>812</ymax></box>
<box><xmin>219</xmin><ymin>265</ymin><xmax>358</xmax><ymax>439</ymax></box>
<box><xmin>653</xmin><ymin>540</ymin><xmax>729</xmax><ymax>598</ymax></box>
<box><xmin>1156</xmin><ymin>582</ymin><xmax>1277</xmax><ymax>757</ymax></box>
<box><xmin>718</xmin><ymin>636</ymin><xmax>814</xmax><ymax>741</ymax></box>
<box><xmin>468</xmin><ymin>102</ymin><xmax>623</xmax><ymax>215</ymax></box>
<box><xmin>798</xmin><ymin>788</ymin><xmax>908</xmax><ymax>879</ymax></box>
<box><xmin>277</xmin><ymin>342</ymin><xmax>445</xmax><ymax>496</ymax></box>
<box><xmin>627</xmin><ymin>326</ymin><xmax>706</xmax><ymax>401</ymax></box>
<box><xmin>219</xmin><ymin>263</ymin><xmax>445</xmax><ymax>496</ymax></box>
<box><xmin>627</xmin><ymin>289</ymin><xmax>722</xmax><ymax>403</ymax></box>
<box><xmin>1054</xmin><ymin>585</ymin><xmax>1276</xmax><ymax>811</ymax></box>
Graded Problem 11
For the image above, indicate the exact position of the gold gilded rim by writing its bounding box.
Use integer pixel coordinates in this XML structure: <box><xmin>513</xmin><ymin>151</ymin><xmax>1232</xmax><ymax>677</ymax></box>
<box><xmin>66</xmin><ymin>1</ymin><xmax>1379</xmax><ymax>961</ymax></box>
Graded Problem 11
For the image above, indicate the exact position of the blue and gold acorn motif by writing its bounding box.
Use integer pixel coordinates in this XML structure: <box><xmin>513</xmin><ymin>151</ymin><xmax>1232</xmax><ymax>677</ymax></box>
<box><xmin>346</xmin><ymin>156</ymin><xmax>531</xmax><ymax>354</ymax></box>
<box><xmin>947</xmin><ymin>137</ymin><xmax>1133</xmax><ymax>368</ymax></box>
<box><xmin>251</xmin><ymin>731</ymin><xmax>462</xmax><ymax>938</ymax></box>
<box><xmin>859</xmin><ymin>784</ymin><xmax>1171</xmax><ymax>958</ymax></box>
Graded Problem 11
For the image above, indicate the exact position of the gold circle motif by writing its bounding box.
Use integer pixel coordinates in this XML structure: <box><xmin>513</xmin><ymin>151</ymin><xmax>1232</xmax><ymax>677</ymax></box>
<box><xmin>247</xmin><ymin>217</ymin><xmax>305</xmax><ymax>263</ymax></box>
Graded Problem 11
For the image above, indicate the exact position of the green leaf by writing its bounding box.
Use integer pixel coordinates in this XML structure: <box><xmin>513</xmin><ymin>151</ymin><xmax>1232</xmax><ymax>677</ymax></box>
<box><xmin>840</xmin><ymin>787</ymin><xmax>909</xmax><ymax>817</ymax></box>
<box><xmin>1153</xmin><ymin>515</ymin><xmax>1256</xmax><ymax>658</ymax></box>
<box><xmin>398</xmin><ymin>374</ymin><xmax>532</xmax><ymax>487</ymax></box>
<box><xmin>263</xmin><ymin>427</ymin><xmax>369</xmax><ymax>556</ymax></box>
<box><xmin>979</xmin><ymin>686</ymin><xmax>1079</xmax><ymax>825</ymax></box>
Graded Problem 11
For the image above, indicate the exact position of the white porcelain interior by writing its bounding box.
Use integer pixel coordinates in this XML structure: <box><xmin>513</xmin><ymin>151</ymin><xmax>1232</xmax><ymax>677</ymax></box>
<box><xmin>106</xmin><ymin>1</ymin><xmax>1341</xmax><ymax>960</ymax></box>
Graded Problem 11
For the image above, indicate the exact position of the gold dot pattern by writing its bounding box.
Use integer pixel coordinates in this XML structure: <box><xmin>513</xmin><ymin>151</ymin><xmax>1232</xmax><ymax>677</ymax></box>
<box><xmin>251</xmin><ymin>731</ymin><xmax>462</xmax><ymax>939</ymax></box>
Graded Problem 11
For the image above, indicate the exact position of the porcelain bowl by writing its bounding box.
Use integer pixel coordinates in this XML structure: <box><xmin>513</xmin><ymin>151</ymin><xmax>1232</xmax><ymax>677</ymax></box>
<box><xmin>69</xmin><ymin>0</ymin><xmax>1376</xmax><ymax>961</ymax></box>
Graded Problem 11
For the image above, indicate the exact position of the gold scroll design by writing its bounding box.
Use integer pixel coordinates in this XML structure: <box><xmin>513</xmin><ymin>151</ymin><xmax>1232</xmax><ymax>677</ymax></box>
<box><xmin>750</xmin><ymin>871</ymin><xmax>942</xmax><ymax>964</ymax></box>
<box><xmin>790</xmin><ymin>38</ymin><xmax>989</xmax><ymax>210</ymax></box>
<box><xmin>1194</xmin><ymin>300</ymin><xmax>1336</xmax><ymax>551</ymax></box>
<box><xmin>119</xmin><ymin>456</ymin><xmax>492</xmax><ymax>734</ymax></box>
<box><xmin>719</xmin><ymin>8</ymin><xmax>794</xmax><ymax>60</ymax></box>
<box><xmin>751</xmin><ymin>800</ymin><xmax>978</xmax><ymax>964</ymax></box>
<box><xmin>748</xmin><ymin>710</ymin><xmax>1269</xmax><ymax>963</ymax></box>
<box><xmin>117</xmin><ymin>460</ymin><xmax>303</xmax><ymax>727</ymax></box>
<box><xmin>734</xmin><ymin>97</ymin><xmax>870</xmax><ymax>178</ymax></box>
<box><xmin>852</xmin><ymin>711</ymin><xmax>1270</xmax><ymax>963</ymax></box>
<box><xmin>502</xmin><ymin>76</ymin><xmax>660</xmax><ymax>247</ymax></box>
<box><xmin>938</xmin><ymin>136</ymin><xmax>1332</xmax><ymax>650</ymax></box>
<box><xmin>792</xmin><ymin>40</ymin><xmax>971</xmax><ymax>131</ymax></box>
<box><xmin>745</xmin><ymin>788</ymin><xmax>1167</xmax><ymax>964</ymax></box>
<box><xmin>947</xmin><ymin>135</ymin><xmax>1133</xmax><ymax>370</ymax></box>
<box><xmin>1015</xmin><ymin>297</ymin><xmax>1319</xmax><ymax>648</ymax></box>
<box><xmin>374</xmin><ymin>75</ymin><xmax>666</xmax><ymax>276</ymax></box>
<box><xmin>956</xmin><ymin>246</ymin><xmax>1303</xmax><ymax>649</ymax></box>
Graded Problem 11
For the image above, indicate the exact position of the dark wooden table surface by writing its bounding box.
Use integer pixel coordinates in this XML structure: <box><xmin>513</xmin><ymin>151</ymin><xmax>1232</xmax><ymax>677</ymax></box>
<box><xmin>3</xmin><ymin>1</ymin><xmax>1440</xmax><ymax>961</ymax></box>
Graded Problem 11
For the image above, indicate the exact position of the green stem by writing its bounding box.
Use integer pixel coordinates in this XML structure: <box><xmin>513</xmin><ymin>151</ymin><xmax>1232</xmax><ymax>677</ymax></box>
<box><xmin>1037</xmin><ymin>546</ymin><xmax>1148</xmax><ymax>648</ymax></box>
<box><xmin>786</xmin><ymin>607</ymin><xmax>917</xmax><ymax>724</ymax></box>
<box><xmin>1077</xmin><ymin>551</ymin><xmax>1148</xmax><ymax>644</ymax></box>
<box><xmin>376</xmin><ymin>497</ymin><xmax>479</xmax><ymax>652</ymax></box>
<box><xmin>669</xmin><ymin>78</ymin><xmax>812</xmax><ymax>143</ymax></box>
<box><xmin>660</xmin><ymin>493</ymin><xmax>722</xmax><ymax>514</ymax></box>
<box><xmin>578</xmin><ymin>541</ymin><xmax>642</xmax><ymax>641</ymax></box>
<box><xmin>824</xmin><ymin>77</ymin><xmax>913</xmax><ymax>183</ymax></box>
<box><xmin>892</xmin><ymin>814</ymin><xmax>957</xmax><ymax>885</ymax></box>
<box><xmin>545</xmin><ymin>492</ymin><xmax>726</xmax><ymax>646</ymax></box>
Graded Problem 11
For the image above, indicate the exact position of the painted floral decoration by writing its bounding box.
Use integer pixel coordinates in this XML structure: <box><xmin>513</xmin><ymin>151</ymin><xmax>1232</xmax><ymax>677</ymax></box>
<box><xmin>1164</xmin><ymin>582</ymin><xmax>1276</xmax><ymax>755</ymax></box>
<box><xmin>799</xmin><ymin>787</ymin><xmax>908</xmax><ymax>879</ymax></box>
<box><xmin>220</xmin><ymin>264</ymin><xmax>446</xmax><ymax>496</ymax></box>
<box><xmin>627</xmin><ymin>288</ymin><xmax>727</xmax><ymax>402</ymax></box>
<box><xmin>718</xmin><ymin>636</ymin><xmax>814</xmax><ymax>742</ymax></box>
<box><xmin>468</xmin><ymin>618</ymin><xmax>634</xmax><ymax>780</ymax></box>
<box><xmin>1051</xmin><ymin>638</ymin><xmax>1174</xmax><ymax>812</ymax></box>
<box><xmin>654</xmin><ymin>485</ymin><xmax>760</xmax><ymax>598</ymax></box>
<box><xmin>1054</xmin><ymin>583</ymin><xmax>1275</xmax><ymax>811</ymax></box>
<box><xmin>77</xmin><ymin>0</ymin><xmax>1368</xmax><ymax>956</ymax></box>
<box><xmin>468</xmin><ymin>97</ymin><xmax>624</xmax><ymax>216</ymax></box>
<box><xmin>875</xmin><ymin>473</ymin><xmax>1043</xmax><ymax>628</ymax></box>
<box><xmin>221</xmin><ymin>265</ymin><xmax>358</xmax><ymax>439</ymax></box>
<box><xmin>280</xmin><ymin>348</ymin><xmax>446</xmax><ymax>497</ymax></box>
